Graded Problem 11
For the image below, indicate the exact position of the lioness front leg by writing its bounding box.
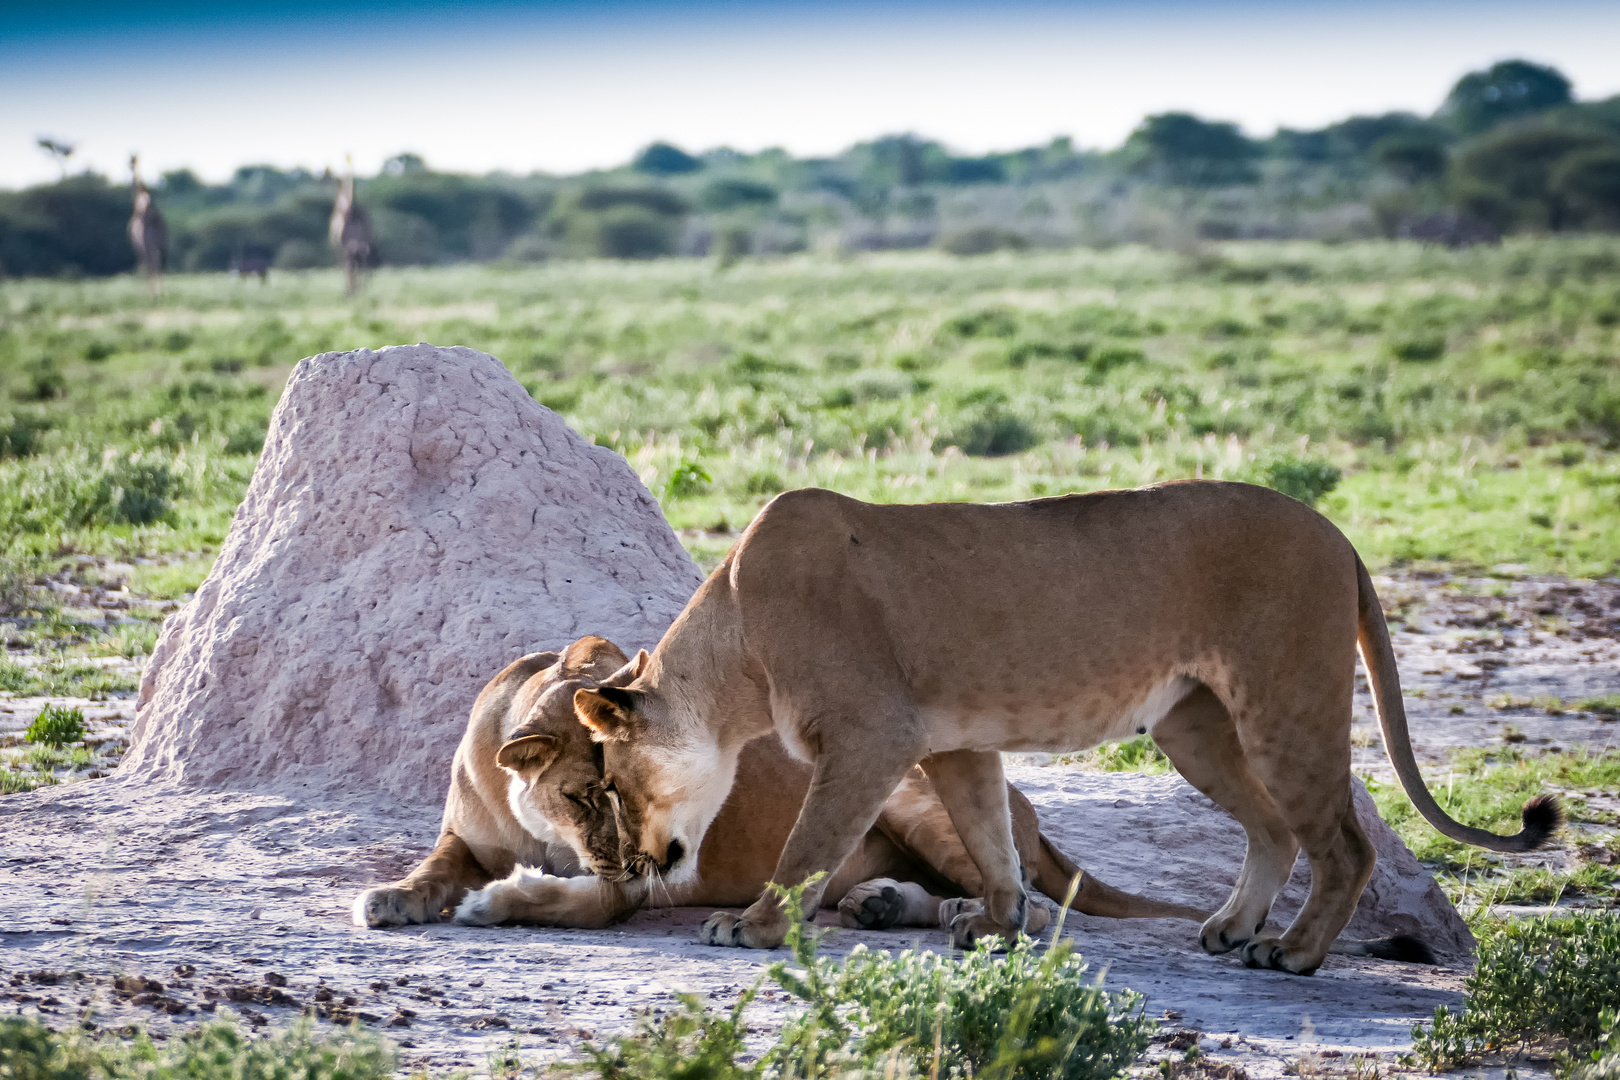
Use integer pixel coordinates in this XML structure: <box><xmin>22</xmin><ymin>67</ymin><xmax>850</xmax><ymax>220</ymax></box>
<box><xmin>454</xmin><ymin>867</ymin><xmax>641</xmax><ymax>929</ymax></box>
<box><xmin>701</xmin><ymin>742</ymin><xmax>919</xmax><ymax>949</ymax></box>
<box><xmin>919</xmin><ymin>750</ymin><xmax>1027</xmax><ymax>949</ymax></box>
<box><xmin>352</xmin><ymin>830</ymin><xmax>493</xmax><ymax>928</ymax></box>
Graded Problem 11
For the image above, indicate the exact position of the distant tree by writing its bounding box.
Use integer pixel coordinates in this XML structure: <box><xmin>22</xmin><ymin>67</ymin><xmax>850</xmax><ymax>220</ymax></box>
<box><xmin>857</xmin><ymin>136</ymin><xmax>933</xmax><ymax>188</ymax></box>
<box><xmin>945</xmin><ymin>156</ymin><xmax>1006</xmax><ymax>184</ymax></box>
<box><xmin>365</xmin><ymin>171</ymin><xmax>539</xmax><ymax>260</ymax></box>
<box><xmin>383</xmin><ymin>153</ymin><xmax>427</xmax><ymax>175</ymax></box>
<box><xmin>633</xmin><ymin>142</ymin><xmax>702</xmax><ymax>175</ymax></box>
<box><xmin>1439</xmin><ymin>60</ymin><xmax>1573</xmax><ymax>136</ymax></box>
<box><xmin>1125</xmin><ymin>113</ymin><xmax>1259</xmax><ymax>186</ymax></box>
<box><xmin>1450</xmin><ymin>123</ymin><xmax>1616</xmax><ymax>230</ymax></box>
<box><xmin>0</xmin><ymin>175</ymin><xmax>135</xmax><ymax>276</ymax></box>
<box><xmin>231</xmin><ymin>165</ymin><xmax>303</xmax><ymax>206</ymax></box>
<box><xmin>699</xmin><ymin>178</ymin><xmax>778</xmax><ymax>212</ymax></box>
<box><xmin>577</xmin><ymin>186</ymin><xmax>689</xmax><ymax>216</ymax></box>
<box><xmin>159</xmin><ymin>169</ymin><xmax>203</xmax><ymax>196</ymax></box>
<box><xmin>1271</xmin><ymin>113</ymin><xmax>1447</xmax><ymax>165</ymax></box>
<box><xmin>35</xmin><ymin>137</ymin><xmax>75</xmax><ymax>179</ymax></box>
<box><xmin>1550</xmin><ymin>148</ymin><xmax>1620</xmax><ymax>226</ymax></box>
<box><xmin>1371</xmin><ymin>132</ymin><xmax>1448</xmax><ymax>184</ymax></box>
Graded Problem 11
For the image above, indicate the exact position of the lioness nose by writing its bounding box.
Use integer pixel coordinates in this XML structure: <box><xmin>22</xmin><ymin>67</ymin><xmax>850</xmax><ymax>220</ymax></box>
<box><xmin>662</xmin><ymin>839</ymin><xmax>685</xmax><ymax>871</ymax></box>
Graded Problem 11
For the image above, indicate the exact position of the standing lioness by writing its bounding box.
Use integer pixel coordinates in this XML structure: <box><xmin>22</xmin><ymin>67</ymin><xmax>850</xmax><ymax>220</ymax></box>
<box><xmin>575</xmin><ymin>482</ymin><xmax>1559</xmax><ymax>975</ymax></box>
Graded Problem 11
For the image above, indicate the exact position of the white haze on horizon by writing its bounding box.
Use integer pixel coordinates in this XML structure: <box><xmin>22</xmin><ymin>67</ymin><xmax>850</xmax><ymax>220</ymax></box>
<box><xmin>4</xmin><ymin>2</ymin><xmax>1620</xmax><ymax>187</ymax></box>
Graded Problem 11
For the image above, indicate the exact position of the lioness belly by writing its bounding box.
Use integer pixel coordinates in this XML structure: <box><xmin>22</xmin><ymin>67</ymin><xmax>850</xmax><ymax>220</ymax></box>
<box><xmin>922</xmin><ymin>675</ymin><xmax>1197</xmax><ymax>754</ymax></box>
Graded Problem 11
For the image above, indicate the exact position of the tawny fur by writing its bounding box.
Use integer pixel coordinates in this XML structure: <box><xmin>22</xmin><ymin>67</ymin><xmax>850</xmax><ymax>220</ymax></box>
<box><xmin>577</xmin><ymin>482</ymin><xmax>1557</xmax><ymax>974</ymax></box>
<box><xmin>352</xmin><ymin>636</ymin><xmax>1209</xmax><ymax>935</ymax></box>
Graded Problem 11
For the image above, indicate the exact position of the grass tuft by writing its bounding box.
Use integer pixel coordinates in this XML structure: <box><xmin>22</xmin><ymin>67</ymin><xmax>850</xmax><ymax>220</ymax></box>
<box><xmin>25</xmin><ymin>704</ymin><xmax>86</xmax><ymax>746</ymax></box>
<box><xmin>0</xmin><ymin>1015</ymin><xmax>395</xmax><ymax>1080</ymax></box>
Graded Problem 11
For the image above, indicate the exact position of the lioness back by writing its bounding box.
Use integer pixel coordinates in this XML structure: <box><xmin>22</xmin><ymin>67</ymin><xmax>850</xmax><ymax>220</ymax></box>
<box><xmin>731</xmin><ymin>482</ymin><xmax>1357</xmax><ymax>755</ymax></box>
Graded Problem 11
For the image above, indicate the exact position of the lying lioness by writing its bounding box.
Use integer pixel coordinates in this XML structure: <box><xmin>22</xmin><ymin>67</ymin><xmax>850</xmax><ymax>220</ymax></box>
<box><xmin>572</xmin><ymin>483</ymin><xmax>1559</xmax><ymax>975</ymax></box>
<box><xmin>353</xmin><ymin>635</ymin><xmax>1208</xmax><ymax>931</ymax></box>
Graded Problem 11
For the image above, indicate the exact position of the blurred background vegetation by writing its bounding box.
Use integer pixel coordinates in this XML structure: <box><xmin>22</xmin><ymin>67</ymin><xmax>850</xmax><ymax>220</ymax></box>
<box><xmin>2</xmin><ymin>236</ymin><xmax>1618</xmax><ymax>583</ymax></box>
<box><xmin>4</xmin><ymin>59</ymin><xmax>1620</xmax><ymax>278</ymax></box>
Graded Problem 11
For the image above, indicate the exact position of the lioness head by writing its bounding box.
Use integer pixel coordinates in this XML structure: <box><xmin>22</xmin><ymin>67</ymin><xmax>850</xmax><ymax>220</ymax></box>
<box><xmin>573</xmin><ymin>656</ymin><xmax>739</xmax><ymax>887</ymax></box>
<box><xmin>496</xmin><ymin>636</ymin><xmax>639</xmax><ymax>878</ymax></box>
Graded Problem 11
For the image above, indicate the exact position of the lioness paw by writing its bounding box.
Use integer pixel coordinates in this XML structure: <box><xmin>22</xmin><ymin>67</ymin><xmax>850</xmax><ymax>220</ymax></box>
<box><xmin>938</xmin><ymin>897</ymin><xmax>981</xmax><ymax>926</ymax></box>
<box><xmin>948</xmin><ymin>911</ymin><xmax>1010</xmax><ymax>951</ymax></box>
<box><xmin>1241</xmin><ymin>936</ymin><xmax>1321</xmax><ymax>976</ymax></box>
<box><xmin>452</xmin><ymin>886</ymin><xmax>504</xmax><ymax>926</ymax></box>
<box><xmin>698</xmin><ymin>910</ymin><xmax>785</xmax><ymax>949</ymax></box>
<box><xmin>352</xmin><ymin>886</ymin><xmax>438</xmax><ymax>929</ymax></box>
<box><xmin>838</xmin><ymin>880</ymin><xmax>906</xmax><ymax>930</ymax></box>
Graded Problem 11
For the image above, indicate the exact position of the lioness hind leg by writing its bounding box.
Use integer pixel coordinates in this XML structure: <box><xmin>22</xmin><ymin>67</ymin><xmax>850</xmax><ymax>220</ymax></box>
<box><xmin>352</xmin><ymin>830</ymin><xmax>493</xmax><ymax>928</ymax></box>
<box><xmin>1241</xmin><ymin>760</ymin><xmax>1375</xmax><ymax>976</ymax></box>
<box><xmin>1150</xmin><ymin>686</ymin><xmax>1299</xmax><ymax>958</ymax></box>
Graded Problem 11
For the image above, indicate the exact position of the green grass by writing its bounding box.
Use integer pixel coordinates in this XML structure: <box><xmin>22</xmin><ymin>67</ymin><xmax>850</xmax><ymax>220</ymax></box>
<box><xmin>0</xmin><ymin>656</ymin><xmax>138</xmax><ymax>698</ymax></box>
<box><xmin>1058</xmin><ymin>735</ymin><xmax>1174</xmax><ymax>774</ymax></box>
<box><xmin>1412</xmin><ymin>911</ymin><xmax>1620</xmax><ymax>1070</ymax></box>
<box><xmin>86</xmin><ymin>622</ymin><xmax>160</xmax><ymax>658</ymax></box>
<box><xmin>1365</xmin><ymin>747</ymin><xmax>1620</xmax><ymax>871</ymax></box>
<box><xmin>1577</xmin><ymin>694</ymin><xmax>1620</xmax><ymax>717</ymax></box>
<box><xmin>127</xmin><ymin>558</ymin><xmax>215</xmax><ymax>600</ymax></box>
<box><xmin>0</xmin><ymin>1016</ymin><xmax>395</xmax><ymax>1080</ymax></box>
<box><xmin>2</xmin><ymin>237</ymin><xmax>1620</xmax><ymax>576</ymax></box>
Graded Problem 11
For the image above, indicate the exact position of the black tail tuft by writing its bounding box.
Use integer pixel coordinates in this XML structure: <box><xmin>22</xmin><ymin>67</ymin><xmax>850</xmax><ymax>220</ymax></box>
<box><xmin>1519</xmin><ymin>794</ymin><xmax>1565</xmax><ymax>851</ymax></box>
<box><xmin>1362</xmin><ymin>934</ymin><xmax>1438</xmax><ymax>965</ymax></box>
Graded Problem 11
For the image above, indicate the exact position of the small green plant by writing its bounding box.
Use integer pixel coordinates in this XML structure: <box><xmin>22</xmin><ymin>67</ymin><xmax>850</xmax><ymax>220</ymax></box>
<box><xmin>25</xmin><ymin>704</ymin><xmax>85</xmax><ymax>746</ymax></box>
<box><xmin>1577</xmin><ymin>695</ymin><xmax>1620</xmax><ymax>717</ymax></box>
<box><xmin>576</xmin><ymin>878</ymin><xmax>1148</xmax><ymax>1080</ymax></box>
<box><xmin>1258</xmin><ymin>456</ymin><xmax>1342</xmax><ymax>507</ymax></box>
<box><xmin>1385</xmin><ymin>332</ymin><xmax>1447</xmax><ymax>362</ymax></box>
<box><xmin>1059</xmin><ymin>735</ymin><xmax>1173</xmax><ymax>774</ymax></box>
<box><xmin>743</xmin><ymin>470</ymin><xmax>785</xmax><ymax>496</ymax></box>
<box><xmin>664</xmin><ymin>460</ymin><xmax>713</xmax><ymax>499</ymax></box>
<box><xmin>1412</xmin><ymin>912</ymin><xmax>1620</xmax><ymax>1070</ymax></box>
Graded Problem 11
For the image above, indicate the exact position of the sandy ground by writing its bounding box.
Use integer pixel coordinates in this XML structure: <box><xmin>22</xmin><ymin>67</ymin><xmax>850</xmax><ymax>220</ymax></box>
<box><xmin>2</xmin><ymin>570</ymin><xmax>1617</xmax><ymax>1077</ymax></box>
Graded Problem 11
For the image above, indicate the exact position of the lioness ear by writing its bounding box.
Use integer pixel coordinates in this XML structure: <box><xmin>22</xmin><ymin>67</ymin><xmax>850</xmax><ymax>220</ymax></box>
<box><xmin>496</xmin><ymin>733</ymin><xmax>563</xmax><ymax>774</ymax></box>
<box><xmin>574</xmin><ymin>686</ymin><xmax>641</xmax><ymax>742</ymax></box>
<box><xmin>599</xmin><ymin>650</ymin><xmax>651</xmax><ymax>689</ymax></box>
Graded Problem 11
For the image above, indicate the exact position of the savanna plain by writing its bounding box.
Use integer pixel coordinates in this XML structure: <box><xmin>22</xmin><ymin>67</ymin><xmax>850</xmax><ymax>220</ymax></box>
<box><xmin>3</xmin><ymin>238</ymin><xmax>1620</xmax><ymax>1080</ymax></box>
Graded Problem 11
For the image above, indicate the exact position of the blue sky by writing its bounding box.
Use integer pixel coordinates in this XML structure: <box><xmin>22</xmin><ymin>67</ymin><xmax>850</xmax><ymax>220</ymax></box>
<box><xmin>5</xmin><ymin>1</ymin><xmax>1619</xmax><ymax>187</ymax></box>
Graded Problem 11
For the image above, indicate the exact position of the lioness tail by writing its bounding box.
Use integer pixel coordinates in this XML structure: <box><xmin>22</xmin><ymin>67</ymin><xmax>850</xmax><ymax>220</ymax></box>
<box><xmin>1357</xmin><ymin>556</ymin><xmax>1561</xmax><ymax>853</ymax></box>
<box><xmin>1032</xmin><ymin>833</ymin><xmax>1212</xmax><ymax>923</ymax></box>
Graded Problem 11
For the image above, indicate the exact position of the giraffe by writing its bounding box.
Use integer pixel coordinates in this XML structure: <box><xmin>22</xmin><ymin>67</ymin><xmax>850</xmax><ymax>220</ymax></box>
<box><xmin>329</xmin><ymin>156</ymin><xmax>374</xmax><ymax>295</ymax></box>
<box><xmin>128</xmin><ymin>155</ymin><xmax>168</xmax><ymax>296</ymax></box>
